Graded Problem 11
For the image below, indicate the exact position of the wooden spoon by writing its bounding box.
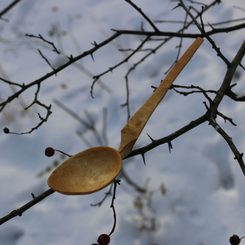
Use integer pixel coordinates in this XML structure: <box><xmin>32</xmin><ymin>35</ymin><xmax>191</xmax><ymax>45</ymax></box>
<box><xmin>48</xmin><ymin>37</ymin><xmax>203</xmax><ymax>195</ymax></box>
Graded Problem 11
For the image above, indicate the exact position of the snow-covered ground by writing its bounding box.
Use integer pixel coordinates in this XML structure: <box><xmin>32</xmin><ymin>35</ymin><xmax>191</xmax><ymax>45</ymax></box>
<box><xmin>0</xmin><ymin>0</ymin><xmax>245</xmax><ymax>244</ymax></box>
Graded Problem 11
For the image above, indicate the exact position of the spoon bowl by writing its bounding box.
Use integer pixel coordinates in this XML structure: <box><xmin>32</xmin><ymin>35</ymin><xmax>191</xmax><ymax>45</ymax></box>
<box><xmin>48</xmin><ymin>146</ymin><xmax>122</xmax><ymax>195</ymax></box>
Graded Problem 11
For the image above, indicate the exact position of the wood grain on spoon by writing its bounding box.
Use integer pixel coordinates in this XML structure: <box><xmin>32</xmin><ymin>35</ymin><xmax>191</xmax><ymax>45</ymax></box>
<box><xmin>119</xmin><ymin>37</ymin><xmax>204</xmax><ymax>159</ymax></box>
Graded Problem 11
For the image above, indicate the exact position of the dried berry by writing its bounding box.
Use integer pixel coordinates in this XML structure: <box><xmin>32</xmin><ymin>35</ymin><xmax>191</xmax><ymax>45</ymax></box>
<box><xmin>97</xmin><ymin>234</ymin><xmax>110</xmax><ymax>245</ymax></box>
<box><xmin>230</xmin><ymin>234</ymin><xmax>241</xmax><ymax>245</ymax></box>
<box><xmin>45</xmin><ymin>147</ymin><xmax>55</xmax><ymax>157</ymax></box>
<box><xmin>3</xmin><ymin>127</ymin><xmax>10</xmax><ymax>134</ymax></box>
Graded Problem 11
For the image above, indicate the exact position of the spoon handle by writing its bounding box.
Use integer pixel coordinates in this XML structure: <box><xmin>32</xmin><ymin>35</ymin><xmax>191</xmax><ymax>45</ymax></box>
<box><xmin>119</xmin><ymin>37</ymin><xmax>204</xmax><ymax>158</ymax></box>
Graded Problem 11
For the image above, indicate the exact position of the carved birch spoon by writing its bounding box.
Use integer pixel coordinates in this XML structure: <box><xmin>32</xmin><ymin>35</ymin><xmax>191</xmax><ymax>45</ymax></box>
<box><xmin>48</xmin><ymin>37</ymin><xmax>203</xmax><ymax>195</ymax></box>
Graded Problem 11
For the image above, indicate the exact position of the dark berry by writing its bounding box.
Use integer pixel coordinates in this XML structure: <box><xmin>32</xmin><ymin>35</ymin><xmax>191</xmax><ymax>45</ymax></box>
<box><xmin>3</xmin><ymin>127</ymin><xmax>10</xmax><ymax>134</ymax></box>
<box><xmin>230</xmin><ymin>234</ymin><xmax>241</xmax><ymax>245</ymax></box>
<box><xmin>97</xmin><ymin>234</ymin><xmax>110</xmax><ymax>245</ymax></box>
<box><xmin>45</xmin><ymin>147</ymin><xmax>55</xmax><ymax>157</ymax></box>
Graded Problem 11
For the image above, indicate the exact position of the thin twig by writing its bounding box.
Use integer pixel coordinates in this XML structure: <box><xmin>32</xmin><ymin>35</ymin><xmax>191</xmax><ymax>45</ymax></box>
<box><xmin>120</xmin><ymin>167</ymin><xmax>146</xmax><ymax>193</ymax></box>
<box><xmin>90</xmin><ymin>184</ymin><xmax>113</xmax><ymax>207</ymax></box>
<box><xmin>209</xmin><ymin>119</ymin><xmax>245</xmax><ymax>175</ymax></box>
<box><xmin>155</xmin><ymin>17</ymin><xmax>245</xmax><ymax>26</ymax></box>
<box><xmin>0</xmin><ymin>32</ymin><xmax>121</xmax><ymax>113</ymax></box>
<box><xmin>0</xmin><ymin>188</ymin><xmax>54</xmax><ymax>225</ymax></box>
<box><xmin>209</xmin><ymin>40</ymin><xmax>245</xmax><ymax>120</ymax></box>
<box><xmin>108</xmin><ymin>179</ymin><xmax>120</xmax><ymax>236</ymax></box>
<box><xmin>124</xmin><ymin>0</ymin><xmax>160</xmax><ymax>32</ymax></box>
<box><xmin>91</xmin><ymin>36</ymin><xmax>150</xmax><ymax>98</ymax></box>
<box><xmin>25</xmin><ymin>34</ymin><xmax>61</xmax><ymax>54</ymax></box>
<box><xmin>38</xmin><ymin>49</ymin><xmax>56</xmax><ymax>71</ymax></box>
<box><xmin>0</xmin><ymin>0</ymin><xmax>22</xmax><ymax>19</ymax></box>
<box><xmin>112</xmin><ymin>23</ymin><xmax>245</xmax><ymax>38</ymax></box>
<box><xmin>179</xmin><ymin>0</ymin><xmax>231</xmax><ymax>66</ymax></box>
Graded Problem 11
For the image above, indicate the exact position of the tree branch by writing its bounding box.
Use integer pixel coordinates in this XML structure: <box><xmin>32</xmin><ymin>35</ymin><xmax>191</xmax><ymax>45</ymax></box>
<box><xmin>124</xmin><ymin>0</ymin><xmax>160</xmax><ymax>32</ymax></box>
<box><xmin>0</xmin><ymin>0</ymin><xmax>22</xmax><ymax>19</ymax></box>
<box><xmin>0</xmin><ymin>188</ymin><xmax>54</xmax><ymax>225</ymax></box>
<box><xmin>209</xmin><ymin>119</ymin><xmax>245</xmax><ymax>175</ymax></box>
<box><xmin>127</xmin><ymin>114</ymin><xmax>208</xmax><ymax>158</ymax></box>
<box><xmin>209</xmin><ymin>40</ymin><xmax>245</xmax><ymax>120</ymax></box>
<box><xmin>112</xmin><ymin>23</ymin><xmax>245</xmax><ymax>38</ymax></box>
<box><xmin>0</xmin><ymin>32</ymin><xmax>121</xmax><ymax>112</ymax></box>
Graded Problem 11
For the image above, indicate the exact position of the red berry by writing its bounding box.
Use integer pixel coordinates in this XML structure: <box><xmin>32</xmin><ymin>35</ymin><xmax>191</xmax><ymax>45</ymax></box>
<box><xmin>230</xmin><ymin>234</ymin><xmax>241</xmax><ymax>245</ymax></box>
<box><xmin>45</xmin><ymin>147</ymin><xmax>55</xmax><ymax>157</ymax></box>
<box><xmin>3</xmin><ymin>127</ymin><xmax>10</xmax><ymax>134</ymax></box>
<box><xmin>97</xmin><ymin>234</ymin><xmax>110</xmax><ymax>245</ymax></box>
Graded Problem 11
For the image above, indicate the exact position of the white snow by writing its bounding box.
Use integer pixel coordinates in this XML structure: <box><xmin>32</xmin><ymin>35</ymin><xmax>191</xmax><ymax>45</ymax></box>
<box><xmin>0</xmin><ymin>0</ymin><xmax>245</xmax><ymax>245</ymax></box>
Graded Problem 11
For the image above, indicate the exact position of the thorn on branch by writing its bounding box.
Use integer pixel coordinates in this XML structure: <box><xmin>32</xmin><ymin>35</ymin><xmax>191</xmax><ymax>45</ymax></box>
<box><xmin>172</xmin><ymin>4</ymin><xmax>181</xmax><ymax>11</ymax></box>
<box><xmin>234</xmin><ymin>153</ymin><xmax>243</xmax><ymax>161</ymax></box>
<box><xmin>38</xmin><ymin>112</ymin><xmax>45</xmax><ymax>121</ymax></box>
<box><xmin>230</xmin><ymin>83</ymin><xmax>237</xmax><ymax>89</ymax></box>
<box><xmin>203</xmin><ymin>101</ymin><xmax>209</xmax><ymax>110</ymax></box>
<box><xmin>141</xmin><ymin>153</ymin><xmax>146</xmax><ymax>165</ymax></box>
<box><xmin>120</xmin><ymin>102</ymin><xmax>128</xmax><ymax>108</ymax></box>
<box><xmin>91</xmin><ymin>41</ymin><xmax>98</xmax><ymax>47</ymax></box>
<box><xmin>147</xmin><ymin>133</ymin><xmax>156</xmax><ymax>142</ymax></box>
<box><xmin>207</xmin><ymin>22</ymin><xmax>216</xmax><ymax>30</ymax></box>
<box><xmin>168</xmin><ymin>141</ymin><xmax>173</xmax><ymax>153</ymax></box>
<box><xmin>90</xmin><ymin>53</ymin><xmax>95</xmax><ymax>62</ymax></box>
<box><xmin>140</xmin><ymin>21</ymin><xmax>145</xmax><ymax>31</ymax></box>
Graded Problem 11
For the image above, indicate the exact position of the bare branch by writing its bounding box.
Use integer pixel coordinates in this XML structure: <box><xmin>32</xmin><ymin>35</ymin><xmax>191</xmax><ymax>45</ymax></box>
<box><xmin>209</xmin><ymin>40</ymin><xmax>245</xmax><ymax>119</ymax></box>
<box><xmin>0</xmin><ymin>32</ymin><xmax>121</xmax><ymax>113</ymax></box>
<box><xmin>155</xmin><ymin>17</ymin><xmax>245</xmax><ymax>26</ymax></box>
<box><xmin>124</xmin><ymin>0</ymin><xmax>160</xmax><ymax>32</ymax></box>
<box><xmin>0</xmin><ymin>188</ymin><xmax>54</xmax><ymax>225</ymax></box>
<box><xmin>127</xmin><ymin>114</ymin><xmax>208</xmax><ymax>158</ymax></box>
<box><xmin>37</xmin><ymin>49</ymin><xmax>56</xmax><ymax>71</ymax></box>
<box><xmin>0</xmin><ymin>77</ymin><xmax>24</xmax><ymax>88</ymax></box>
<box><xmin>90</xmin><ymin>184</ymin><xmax>113</xmax><ymax>207</ymax></box>
<box><xmin>112</xmin><ymin>23</ymin><xmax>245</xmax><ymax>38</ymax></box>
<box><xmin>179</xmin><ymin>0</ymin><xmax>231</xmax><ymax>66</ymax></box>
<box><xmin>209</xmin><ymin>119</ymin><xmax>245</xmax><ymax>175</ymax></box>
<box><xmin>108</xmin><ymin>179</ymin><xmax>120</xmax><ymax>236</ymax></box>
<box><xmin>25</xmin><ymin>34</ymin><xmax>61</xmax><ymax>54</ymax></box>
<box><xmin>91</xmin><ymin>36</ymin><xmax>150</xmax><ymax>97</ymax></box>
<box><xmin>0</xmin><ymin>0</ymin><xmax>22</xmax><ymax>19</ymax></box>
